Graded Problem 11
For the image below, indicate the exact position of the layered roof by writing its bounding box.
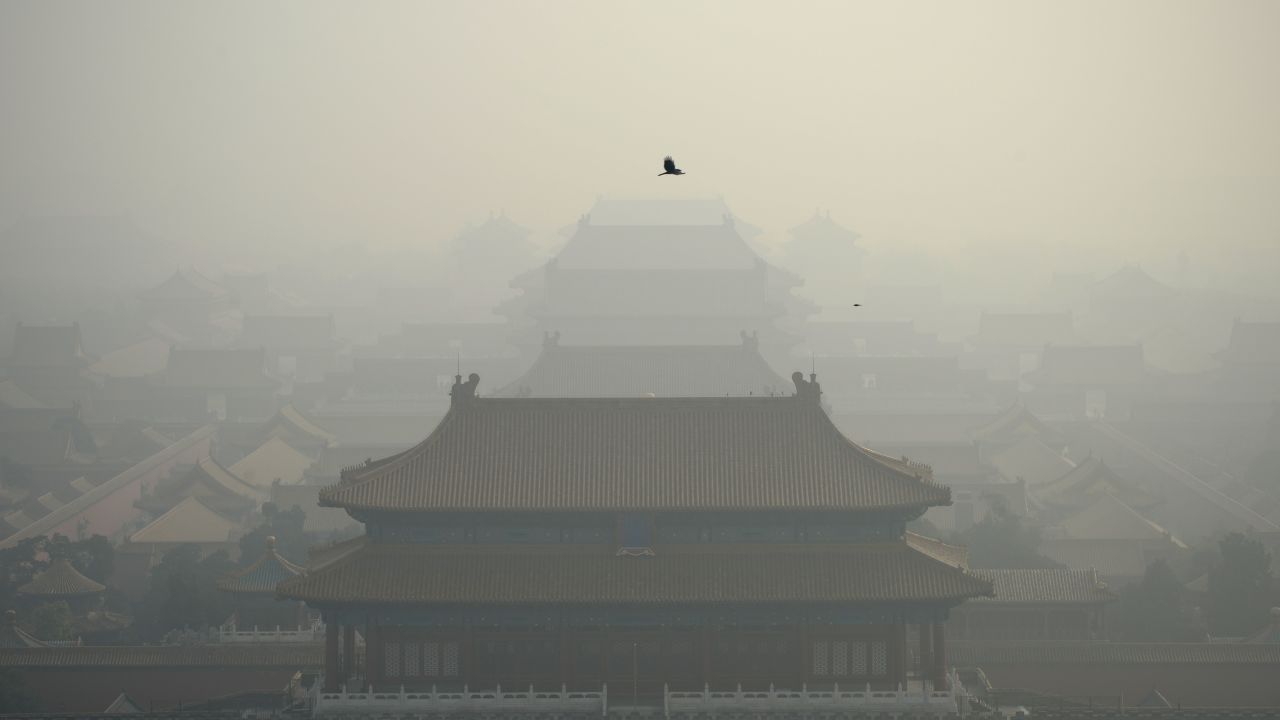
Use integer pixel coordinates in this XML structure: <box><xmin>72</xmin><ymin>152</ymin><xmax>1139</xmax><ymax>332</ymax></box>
<box><xmin>497</xmin><ymin>336</ymin><xmax>789</xmax><ymax>398</ymax></box>
<box><xmin>322</xmin><ymin>383</ymin><xmax>949</xmax><ymax>514</ymax></box>
<box><xmin>217</xmin><ymin>537</ymin><xmax>304</xmax><ymax>594</ymax></box>
<box><xmin>971</xmin><ymin>568</ymin><xmax>1116</xmax><ymax>605</ymax></box>
<box><xmin>278</xmin><ymin>541</ymin><xmax>991</xmax><ymax>606</ymax></box>
<box><xmin>17</xmin><ymin>558</ymin><xmax>105</xmax><ymax>597</ymax></box>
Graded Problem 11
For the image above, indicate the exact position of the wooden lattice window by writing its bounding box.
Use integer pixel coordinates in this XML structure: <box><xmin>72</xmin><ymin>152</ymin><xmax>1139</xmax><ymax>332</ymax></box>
<box><xmin>811</xmin><ymin>636</ymin><xmax>887</xmax><ymax>679</ymax></box>
<box><xmin>384</xmin><ymin>642</ymin><xmax>401</xmax><ymax>677</ymax></box>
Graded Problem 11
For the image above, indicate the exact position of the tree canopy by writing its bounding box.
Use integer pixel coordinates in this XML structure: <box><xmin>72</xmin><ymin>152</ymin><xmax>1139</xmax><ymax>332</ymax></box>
<box><xmin>1205</xmin><ymin>533</ymin><xmax>1276</xmax><ymax>637</ymax></box>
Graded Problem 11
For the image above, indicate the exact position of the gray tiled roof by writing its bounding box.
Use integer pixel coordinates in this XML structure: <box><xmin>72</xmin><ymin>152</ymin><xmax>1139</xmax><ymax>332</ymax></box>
<box><xmin>17</xmin><ymin>558</ymin><xmax>105</xmax><ymax>597</ymax></box>
<box><xmin>971</xmin><ymin>568</ymin><xmax>1116</xmax><ymax>604</ymax></box>
<box><xmin>497</xmin><ymin>340</ymin><xmax>788</xmax><ymax>398</ymax></box>
<box><xmin>322</xmin><ymin>395</ymin><xmax>949</xmax><ymax>513</ymax></box>
<box><xmin>217</xmin><ymin>540</ymin><xmax>305</xmax><ymax>594</ymax></box>
<box><xmin>277</xmin><ymin>542</ymin><xmax>992</xmax><ymax>605</ymax></box>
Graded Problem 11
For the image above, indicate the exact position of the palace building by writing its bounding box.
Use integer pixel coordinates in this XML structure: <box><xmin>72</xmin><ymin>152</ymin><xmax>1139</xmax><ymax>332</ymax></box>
<box><xmin>279</xmin><ymin>372</ymin><xmax>991</xmax><ymax>710</ymax></box>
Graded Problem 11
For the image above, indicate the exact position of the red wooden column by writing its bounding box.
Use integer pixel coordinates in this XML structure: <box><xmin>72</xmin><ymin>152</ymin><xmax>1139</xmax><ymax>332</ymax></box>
<box><xmin>917</xmin><ymin>623</ymin><xmax>933</xmax><ymax>687</ymax></box>
<box><xmin>343</xmin><ymin>624</ymin><xmax>357</xmax><ymax>686</ymax></box>
<box><xmin>891</xmin><ymin>624</ymin><xmax>908</xmax><ymax>689</ymax></box>
<box><xmin>324</xmin><ymin>621</ymin><xmax>341</xmax><ymax>691</ymax></box>
<box><xmin>365</xmin><ymin>623</ymin><xmax>379</xmax><ymax>688</ymax></box>
<box><xmin>930</xmin><ymin>623</ymin><xmax>948</xmax><ymax>690</ymax></box>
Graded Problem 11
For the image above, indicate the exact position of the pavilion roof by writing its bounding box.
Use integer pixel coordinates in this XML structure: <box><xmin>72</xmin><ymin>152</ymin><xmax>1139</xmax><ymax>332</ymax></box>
<box><xmin>496</xmin><ymin>336</ymin><xmax>789</xmax><ymax>398</ymax></box>
<box><xmin>321</xmin><ymin>382</ymin><xmax>950</xmax><ymax>514</ymax></box>
<box><xmin>217</xmin><ymin>537</ymin><xmax>304</xmax><ymax>594</ymax></box>
<box><xmin>18</xmin><ymin>558</ymin><xmax>105</xmax><ymax>597</ymax></box>
<box><xmin>277</xmin><ymin>541</ymin><xmax>992</xmax><ymax>606</ymax></box>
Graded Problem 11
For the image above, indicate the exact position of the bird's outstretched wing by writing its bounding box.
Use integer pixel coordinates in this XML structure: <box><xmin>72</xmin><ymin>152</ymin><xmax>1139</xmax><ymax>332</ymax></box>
<box><xmin>663</xmin><ymin>156</ymin><xmax>676</xmax><ymax>173</ymax></box>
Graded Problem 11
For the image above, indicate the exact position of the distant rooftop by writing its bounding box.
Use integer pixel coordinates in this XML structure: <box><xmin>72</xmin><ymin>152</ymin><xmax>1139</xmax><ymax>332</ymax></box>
<box><xmin>497</xmin><ymin>334</ymin><xmax>788</xmax><ymax>398</ymax></box>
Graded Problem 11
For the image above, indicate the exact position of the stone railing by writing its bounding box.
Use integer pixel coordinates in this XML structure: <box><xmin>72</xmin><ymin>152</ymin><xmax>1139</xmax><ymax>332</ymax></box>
<box><xmin>214</xmin><ymin>624</ymin><xmax>325</xmax><ymax>643</ymax></box>
<box><xmin>312</xmin><ymin>682</ymin><xmax>608</xmax><ymax>717</ymax></box>
<box><xmin>665</xmin><ymin>671</ymin><xmax>963</xmax><ymax>716</ymax></box>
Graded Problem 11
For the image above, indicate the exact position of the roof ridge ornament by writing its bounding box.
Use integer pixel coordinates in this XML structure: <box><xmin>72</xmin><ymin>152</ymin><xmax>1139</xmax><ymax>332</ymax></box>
<box><xmin>451</xmin><ymin>372</ymin><xmax>481</xmax><ymax>404</ymax></box>
<box><xmin>792</xmin><ymin>371</ymin><xmax>821</xmax><ymax>403</ymax></box>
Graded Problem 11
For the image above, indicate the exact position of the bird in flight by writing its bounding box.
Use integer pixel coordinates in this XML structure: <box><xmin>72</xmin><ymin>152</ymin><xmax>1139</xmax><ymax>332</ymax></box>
<box><xmin>658</xmin><ymin>156</ymin><xmax>685</xmax><ymax>176</ymax></box>
<box><xmin>852</xmin><ymin>303</ymin><xmax>862</xmax><ymax>307</ymax></box>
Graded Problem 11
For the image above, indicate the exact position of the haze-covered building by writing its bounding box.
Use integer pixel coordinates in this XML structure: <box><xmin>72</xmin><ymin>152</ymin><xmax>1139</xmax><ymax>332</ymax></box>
<box><xmin>778</xmin><ymin>210</ymin><xmax>866</xmax><ymax>305</ymax></box>
<box><xmin>501</xmin><ymin>198</ymin><xmax>812</xmax><ymax>367</ymax></box>
<box><xmin>280</xmin><ymin>373</ymin><xmax>991</xmax><ymax>710</ymax></box>
<box><xmin>2</xmin><ymin>322</ymin><xmax>95</xmax><ymax>408</ymax></box>
<box><xmin>1024</xmin><ymin>344</ymin><xmax>1156</xmax><ymax>420</ymax></box>
<box><xmin>497</xmin><ymin>332</ymin><xmax>788</xmax><ymax>398</ymax></box>
<box><xmin>239</xmin><ymin>314</ymin><xmax>338</xmax><ymax>382</ymax></box>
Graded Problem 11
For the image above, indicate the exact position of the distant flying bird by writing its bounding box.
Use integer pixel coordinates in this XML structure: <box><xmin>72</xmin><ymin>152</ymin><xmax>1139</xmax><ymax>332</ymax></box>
<box><xmin>658</xmin><ymin>156</ymin><xmax>685</xmax><ymax>176</ymax></box>
<box><xmin>852</xmin><ymin>303</ymin><xmax>862</xmax><ymax>307</ymax></box>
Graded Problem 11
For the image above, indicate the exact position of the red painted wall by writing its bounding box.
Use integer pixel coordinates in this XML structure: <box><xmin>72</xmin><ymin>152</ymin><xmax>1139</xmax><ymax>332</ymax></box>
<box><xmin>49</xmin><ymin>431</ymin><xmax>213</xmax><ymax>541</ymax></box>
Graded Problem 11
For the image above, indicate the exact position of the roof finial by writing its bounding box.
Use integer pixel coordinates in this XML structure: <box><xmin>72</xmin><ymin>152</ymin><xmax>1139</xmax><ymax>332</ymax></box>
<box><xmin>266</xmin><ymin>535</ymin><xmax>277</xmax><ymax>550</ymax></box>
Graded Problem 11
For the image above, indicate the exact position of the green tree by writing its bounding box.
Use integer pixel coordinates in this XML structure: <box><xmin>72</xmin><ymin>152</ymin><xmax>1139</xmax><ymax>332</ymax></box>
<box><xmin>1116</xmin><ymin>559</ymin><xmax>1204</xmax><ymax>641</ymax></box>
<box><xmin>0</xmin><ymin>537</ymin><xmax>43</xmax><ymax>611</ymax></box>
<box><xmin>137</xmin><ymin>545</ymin><xmax>238</xmax><ymax>640</ymax></box>
<box><xmin>46</xmin><ymin>534</ymin><xmax>114</xmax><ymax>583</ymax></box>
<box><xmin>1206</xmin><ymin>533</ymin><xmax>1276</xmax><ymax>637</ymax></box>
<box><xmin>27</xmin><ymin>601</ymin><xmax>73</xmax><ymax>641</ymax></box>
<box><xmin>952</xmin><ymin>506</ymin><xmax>1060</xmax><ymax>569</ymax></box>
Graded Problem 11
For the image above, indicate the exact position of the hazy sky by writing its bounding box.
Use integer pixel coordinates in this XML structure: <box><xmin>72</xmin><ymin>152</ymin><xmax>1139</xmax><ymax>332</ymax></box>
<box><xmin>2</xmin><ymin>1</ymin><xmax>1278</xmax><ymax>268</ymax></box>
